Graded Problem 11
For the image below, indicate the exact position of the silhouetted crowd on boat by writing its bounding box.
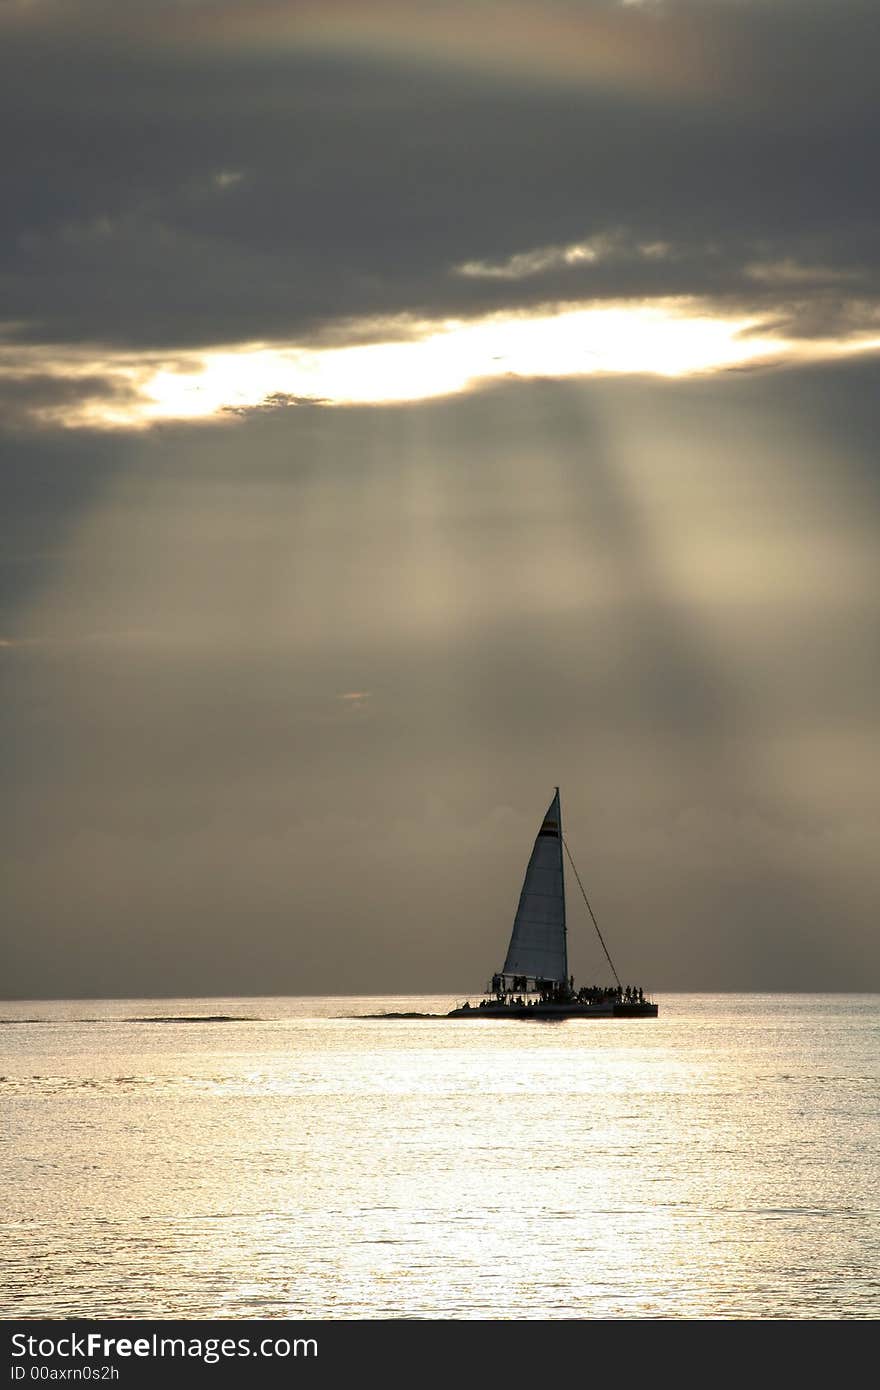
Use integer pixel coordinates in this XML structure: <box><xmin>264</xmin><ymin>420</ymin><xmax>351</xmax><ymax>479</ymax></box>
<box><xmin>575</xmin><ymin>984</ymin><xmax>646</xmax><ymax>1005</ymax></box>
<box><xmin>478</xmin><ymin>974</ymin><xmax>647</xmax><ymax>1008</ymax></box>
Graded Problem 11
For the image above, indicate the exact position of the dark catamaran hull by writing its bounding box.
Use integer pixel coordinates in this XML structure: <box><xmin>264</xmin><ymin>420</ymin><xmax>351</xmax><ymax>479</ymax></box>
<box><xmin>448</xmin><ymin>1000</ymin><xmax>658</xmax><ymax>1019</ymax></box>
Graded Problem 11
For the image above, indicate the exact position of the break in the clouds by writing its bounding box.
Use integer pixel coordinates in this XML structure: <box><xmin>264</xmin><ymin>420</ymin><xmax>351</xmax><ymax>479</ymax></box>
<box><xmin>11</xmin><ymin>301</ymin><xmax>874</xmax><ymax>428</ymax></box>
<box><xmin>1</xmin><ymin>1</ymin><xmax>879</xmax><ymax>423</ymax></box>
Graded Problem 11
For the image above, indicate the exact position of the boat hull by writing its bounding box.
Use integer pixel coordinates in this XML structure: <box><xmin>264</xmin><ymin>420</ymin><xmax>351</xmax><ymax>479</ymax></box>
<box><xmin>448</xmin><ymin>1001</ymin><xmax>658</xmax><ymax>1019</ymax></box>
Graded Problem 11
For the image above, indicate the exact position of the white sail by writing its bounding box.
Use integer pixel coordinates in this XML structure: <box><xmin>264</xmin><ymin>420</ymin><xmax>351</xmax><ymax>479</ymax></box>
<box><xmin>502</xmin><ymin>789</ymin><xmax>567</xmax><ymax>983</ymax></box>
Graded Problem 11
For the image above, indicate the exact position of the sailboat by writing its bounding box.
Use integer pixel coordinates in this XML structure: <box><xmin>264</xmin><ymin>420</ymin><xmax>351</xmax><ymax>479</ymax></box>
<box><xmin>448</xmin><ymin>789</ymin><xmax>658</xmax><ymax>1018</ymax></box>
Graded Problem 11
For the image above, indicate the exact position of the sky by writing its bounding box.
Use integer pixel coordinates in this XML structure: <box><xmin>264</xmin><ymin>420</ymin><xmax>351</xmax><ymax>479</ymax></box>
<box><xmin>2</xmin><ymin>0</ymin><xmax>879</xmax><ymax>997</ymax></box>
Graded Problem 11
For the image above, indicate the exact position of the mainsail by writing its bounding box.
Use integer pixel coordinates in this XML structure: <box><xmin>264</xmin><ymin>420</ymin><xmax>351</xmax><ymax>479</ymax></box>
<box><xmin>501</xmin><ymin>788</ymin><xmax>567</xmax><ymax>984</ymax></box>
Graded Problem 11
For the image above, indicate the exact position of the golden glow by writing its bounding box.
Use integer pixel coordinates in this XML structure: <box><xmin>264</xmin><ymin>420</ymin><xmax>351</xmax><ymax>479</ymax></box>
<box><xmin>4</xmin><ymin>300</ymin><xmax>880</xmax><ymax>430</ymax></box>
<box><xmin>455</xmin><ymin>239</ymin><xmax>605</xmax><ymax>280</ymax></box>
<box><xmin>175</xmin><ymin>1</ymin><xmax>709</xmax><ymax>100</ymax></box>
<box><xmin>0</xmin><ymin>2</ymin><xmax>711</xmax><ymax>100</ymax></box>
<box><xmin>452</xmin><ymin>232</ymin><xmax>673</xmax><ymax>280</ymax></box>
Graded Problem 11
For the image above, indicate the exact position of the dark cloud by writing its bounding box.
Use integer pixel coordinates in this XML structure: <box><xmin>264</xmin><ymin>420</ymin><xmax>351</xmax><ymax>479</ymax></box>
<box><xmin>0</xmin><ymin>370</ymin><xmax>142</xmax><ymax>429</ymax></box>
<box><xmin>1</xmin><ymin>1</ymin><xmax>879</xmax><ymax>348</ymax></box>
<box><xmin>222</xmin><ymin>391</ymin><xmax>328</xmax><ymax>417</ymax></box>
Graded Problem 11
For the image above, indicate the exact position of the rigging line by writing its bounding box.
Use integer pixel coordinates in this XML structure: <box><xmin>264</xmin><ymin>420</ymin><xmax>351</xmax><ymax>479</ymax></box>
<box><xmin>562</xmin><ymin>836</ymin><xmax>622</xmax><ymax>989</ymax></box>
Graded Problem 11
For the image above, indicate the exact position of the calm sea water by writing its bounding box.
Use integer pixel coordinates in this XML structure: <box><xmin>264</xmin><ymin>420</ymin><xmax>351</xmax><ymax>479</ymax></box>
<box><xmin>2</xmin><ymin>994</ymin><xmax>878</xmax><ymax>1320</ymax></box>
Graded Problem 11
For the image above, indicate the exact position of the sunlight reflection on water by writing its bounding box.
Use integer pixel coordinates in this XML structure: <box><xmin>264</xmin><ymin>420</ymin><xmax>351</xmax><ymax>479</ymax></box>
<box><xmin>2</xmin><ymin>994</ymin><xmax>878</xmax><ymax>1318</ymax></box>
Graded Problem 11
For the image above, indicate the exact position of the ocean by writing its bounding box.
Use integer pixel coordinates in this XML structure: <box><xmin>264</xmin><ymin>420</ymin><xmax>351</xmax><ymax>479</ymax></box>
<box><xmin>2</xmin><ymin>993</ymin><xmax>878</xmax><ymax>1320</ymax></box>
